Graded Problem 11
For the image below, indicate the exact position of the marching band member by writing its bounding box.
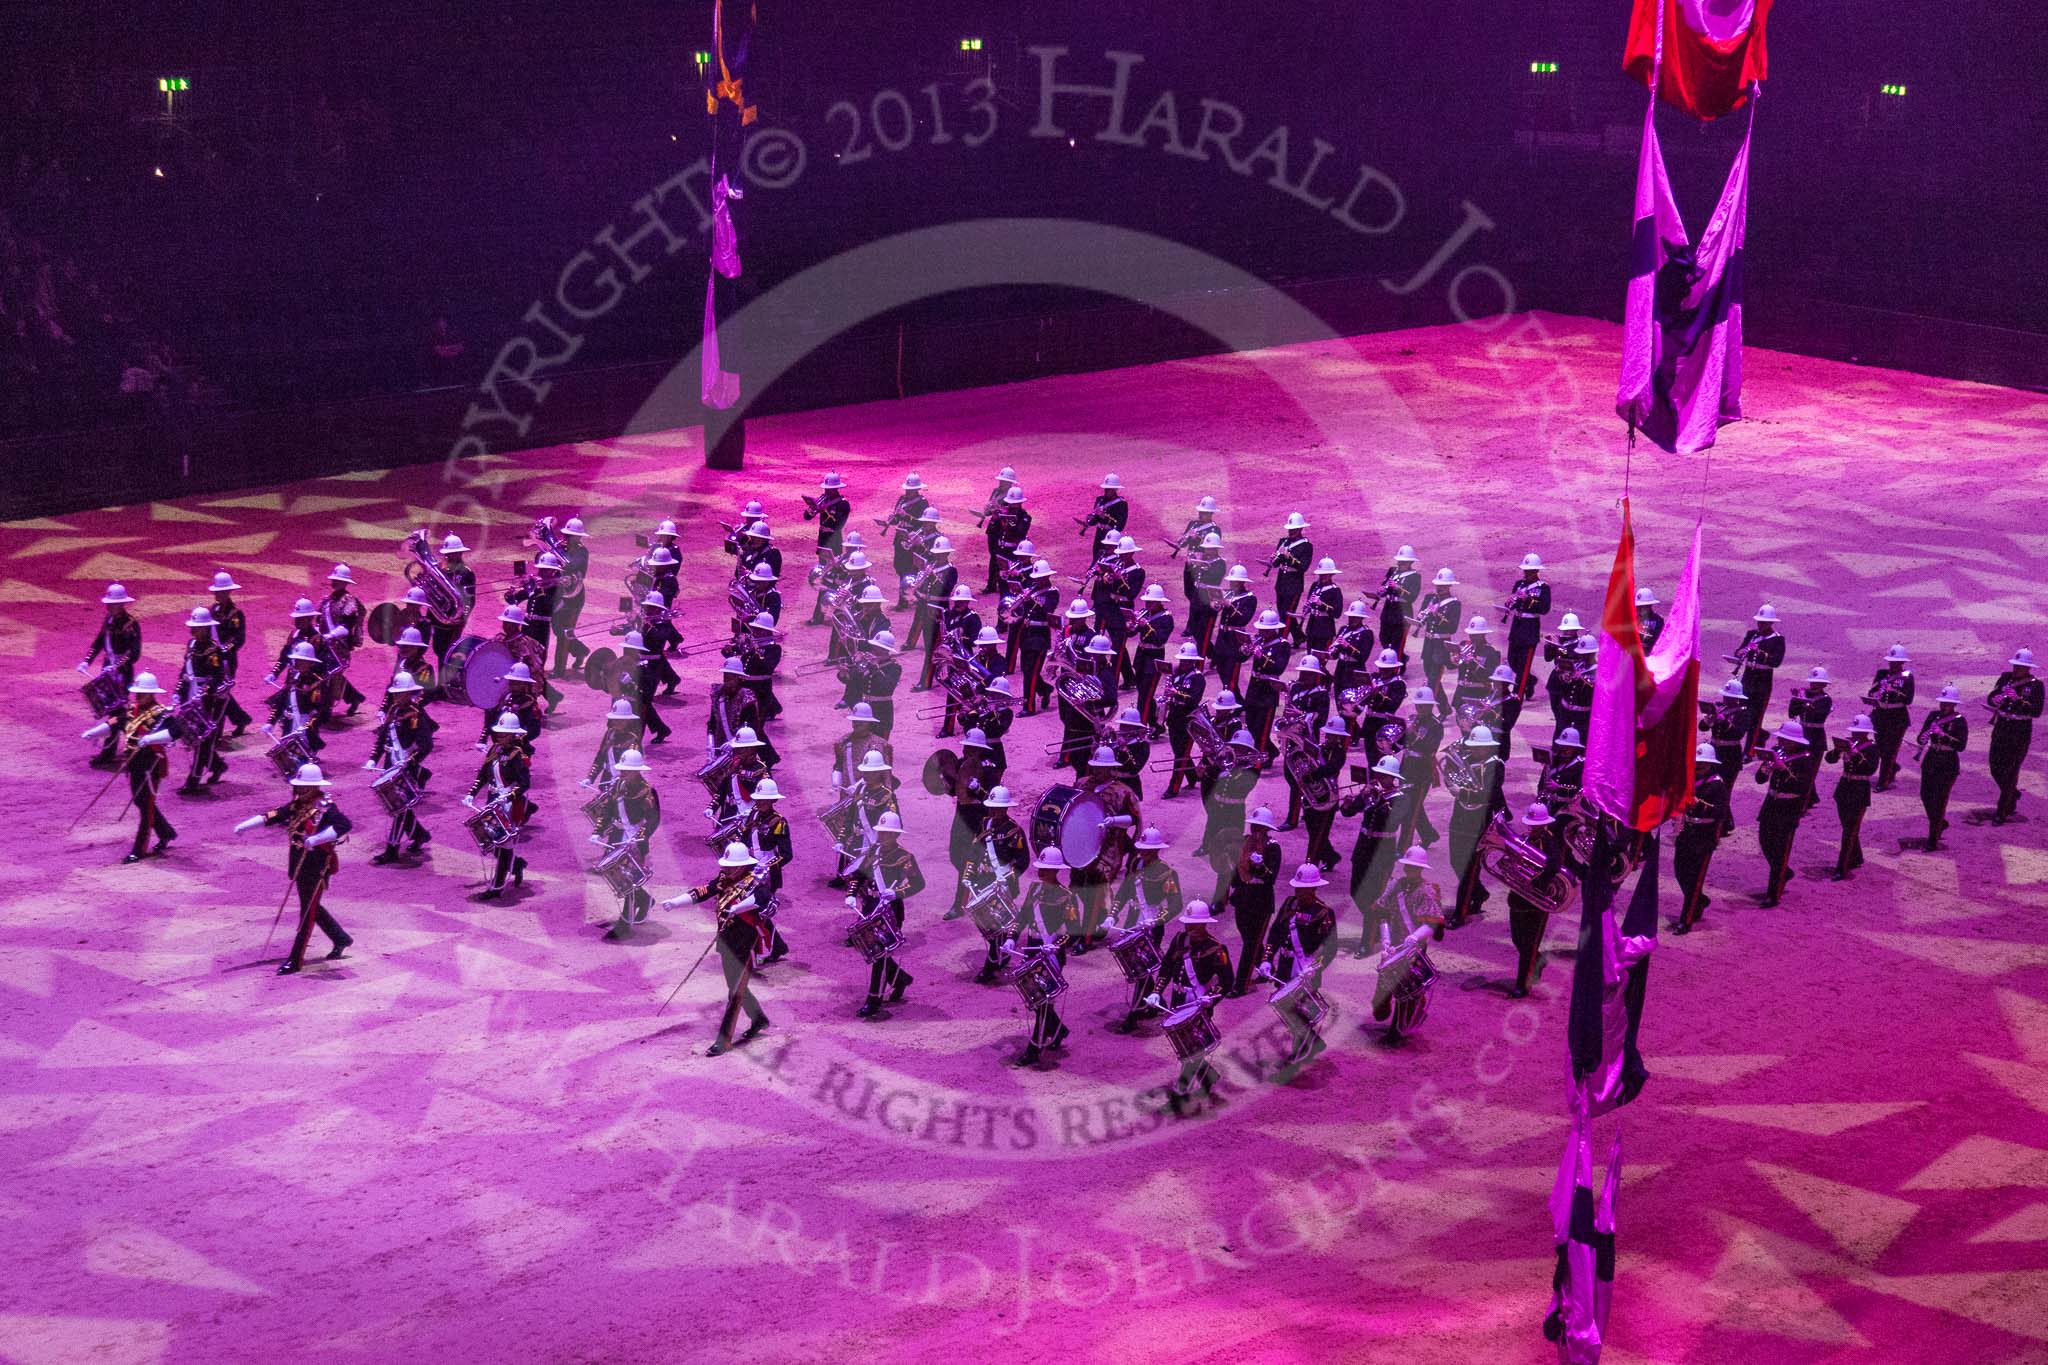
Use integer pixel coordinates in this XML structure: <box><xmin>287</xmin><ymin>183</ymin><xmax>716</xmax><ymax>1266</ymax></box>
<box><xmin>1330</xmin><ymin>599</ymin><xmax>1377</xmax><ymax>692</ymax></box>
<box><xmin>391</xmin><ymin>626</ymin><xmax>438</xmax><ymax>698</ymax></box>
<box><xmin>493</xmin><ymin>602</ymin><xmax>548</xmax><ymax>695</ymax></box>
<box><xmin>1702</xmin><ymin>678</ymin><xmax>1751</xmax><ymax>835</ymax></box>
<box><xmin>1195</xmin><ymin>717</ymin><xmax>1257</xmax><ymax>865</ymax></box>
<box><xmin>430</xmin><ymin>533</ymin><xmax>477</xmax><ymax>664</ymax></box>
<box><xmin>830</xmin><ymin>704</ymin><xmax>892</xmax><ymax>798</ymax></box>
<box><xmin>1072</xmin><ymin>744</ymin><xmax>1140</xmax><ymax>947</ymax></box>
<box><xmin>906</xmin><ymin>536</ymin><xmax>957</xmax><ymax>662</ymax></box>
<box><xmin>1261</xmin><ymin>863</ymin><xmax>1338</xmax><ymax>1068</ymax></box>
<box><xmin>1788</xmin><ymin>665</ymin><xmax>1835</xmax><ymax>809</ymax></box>
<box><xmin>1111</xmin><ymin>708</ymin><xmax>1151</xmax><ymax>798</ymax></box>
<box><xmin>1174</xmin><ymin>497</ymin><xmax>1222</xmax><ymax>587</ymax></box>
<box><xmin>368</xmin><ymin>670</ymin><xmax>437</xmax><ymax>864</ymax></box>
<box><xmin>1371</xmin><ymin>912</ymin><xmax>1444</xmax><ymax>1044</ymax></box>
<box><xmin>1451</xmin><ymin>615</ymin><xmax>1502</xmax><ymax>709</ymax></box>
<box><xmin>828</xmin><ymin>747</ymin><xmax>903</xmax><ymax>889</ymax></box>
<box><xmin>585</xmin><ymin>699</ymin><xmax>644</xmax><ymax>787</ymax></box>
<box><xmin>82</xmin><ymin>672</ymin><xmax>178</xmax><ymax>861</ymax></box>
<box><xmin>1732</xmin><ymin>604</ymin><xmax>1788</xmax><ymax>748</ymax></box>
<box><xmin>1268</xmin><ymin>512</ymin><xmax>1313</xmax><ymax>636</ymax></box>
<box><xmin>886</xmin><ymin>473</ymin><xmax>930</xmax><ymax>607</ymax></box>
<box><xmin>1008</xmin><ymin>847</ymin><xmax>1079</xmax><ymax>1066</ymax></box>
<box><xmin>504</xmin><ymin>551</ymin><xmax>564</xmax><ymax>665</ymax></box>
<box><xmin>1414</xmin><ymin>567</ymin><xmax>1462</xmax><ymax>699</ymax></box>
<box><xmin>1371</xmin><ymin>843</ymin><xmax>1445</xmax><ymax>945</ymax></box>
<box><xmin>1828</xmin><ymin>717</ymin><xmax>1877</xmax><ymax>882</ymax></box>
<box><xmin>1986</xmin><ymin>647</ymin><xmax>2042</xmax><ymax>824</ymax></box>
<box><xmin>666</xmin><ymin>842</ymin><xmax>772</xmax><ymax>1055</ymax></box>
<box><xmin>595</xmin><ymin>747</ymin><xmax>661</xmax><ymax>939</ymax></box>
<box><xmin>726</xmin><ymin>612</ymin><xmax>784</xmax><ymax>725</ymax></box>
<box><xmin>1501</xmin><ymin>552</ymin><xmax>1551</xmax><ymax>699</ymax></box>
<box><xmin>943</xmin><ymin>728</ymin><xmax>999</xmax><ymax>906</ymax></box>
<box><xmin>1109</xmin><ymin>826</ymin><xmax>1182</xmax><ymax>1032</ymax></box>
<box><xmin>986</xmin><ymin>485</ymin><xmax>1032</xmax><ymax>586</ymax></box>
<box><xmin>1672</xmin><ymin>744</ymin><xmax>1726</xmax><ymax>931</ymax></box>
<box><xmin>1080</xmin><ymin>474</ymin><xmax>1130</xmax><ymax>565</ymax></box>
<box><xmin>1184</xmin><ymin>533</ymin><xmax>1226</xmax><ymax>654</ymax></box>
<box><xmin>1243</xmin><ymin>610</ymin><xmax>1292</xmax><ymax>758</ymax></box>
<box><xmin>234</xmin><ymin>762</ymin><xmax>352</xmax><ymax>974</ymax></box>
<box><xmin>805</xmin><ymin>471</ymin><xmax>852</xmax><ymax>556</ymax></box>
<box><xmin>206</xmin><ymin>571</ymin><xmax>254</xmax><ymax>735</ymax></box>
<box><xmin>1159</xmin><ymin>644</ymin><xmax>1209</xmax><ymax>799</ymax></box>
<box><xmin>1911</xmin><ymin>686</ymin><xmax>1969</xmax><ymax>852</ymax></box>
<box><xmin>1156</xmin><ymin>899</ymin><xmax>1231</xmax><ymax>1109</ymax></box>
<box><xmin>1865</xmin><ymin>644</ymin><xmax>1916</xmax><ymax>790</ymax></box>
<box><xmin>971</xmin><ymin>675</ymin><xmax>1016</xmax><ymax>772</ymax></box>
<box><xmin>1506</xmin><ymin>801</ymin><xmax>1566</xmax><ymax>998</ymax></box>
<box><xmin>1357</xmin><ymin>649</ymin><xmax>1409</xmax><ymax>764</ymax></box>
<box><xmin>1211</xmin><ymin>563</ymin><xmax>1258</xmax><ymax>695</ymax></box>
<box><xmin>739</xmin><ymin>520</ymin><xmax>783</xmax><ymax>585</ymax></box>
<box><xmin>1754</xmin><ymin>719</ymin><xmax>1817</xmax><ymax>907</ymax></box>
<box><xmin>1009</xmin><ymin>557</ymin><xmax>1056</xmax><ymax>693</ymax></box>
<box><xmin>644</xmin><ymin>547</ymin><xmax>682</xmax><ymax>623</ymax></box>
<box><xmin>318</xmin><ymin>563</ymin><xmax>368</xmax><ymax>715</ymax></box>
<box><xmin>468</xmin><ymin>711</ymin><xmax>533</xmax><ymax>901</ymax></box>
<box><xmin>976</xmin><ymin>469</ymin><xmax>1018</xmax><ymax>587</ymax></box>
<box><xmin>480</xmin><ymin>662</ymin><xmax>544</xmax><ymax>747</ymax></box>
<box><xmin>855</xmin><ymin>811</ymin><xmax>924</xmax><ymax>1016</ymax></box>
<box><xmin>1098</xmin><ymin>535</ymin><xmax>1145</xmax><ymax>684</ymax></box>
<box><xmin>1341</xmin><ymin>754</ymin><xmax>1409</xmax><ymax>945</ymax></box>
<box><xmin>1397</xmin><ymin>687</ymin><xmax>1444</xmax><ymax>850</ymax></box>
<box><xmin>1300</xmin><ymin>557</ymin><xmax>1343</xmax><ymax>655</ymax></box>
<box><xmin>1445</xmin><ymin>725</ymin><xmax>1507</xmax><ymax>927</ymax></box>
<box><xmin>174</xmin><ymin>607</ymin><xmax>231</xmax><ymax>791</ymax></box>
<box><xmin>548</xmin><ymin>517</ymin><xmax>592</xmax><ymax>678</ymax></box>
<box><xmin>618</xmin><ymin>631</ymin><xmax>672</xmax><ymax>746</ymax></box>
<box><xmin>1283</xmin><ymin>654</ymin><xmax>1333</xmax><ymax>750</ymax></box>
<box><xmin>841</xmin><ymin>630</ymin><xmax>904</xmax><ymax>736</ymax></box>
<box><xmin>269</xmin><ymin>642</ymin><xmax>330</xmax><ymax>752</ymax></box>
<box><xmin>961</xmin><ymin>786</ymin><xmax>1030</xmax><ymax>981</ymax></box>
<box><xmin>1537</xmin><ymin>727</ymin><xmax>1586</xmax><ymax>810</ymax></box>
<box><xmin>708</xmin><ymin>656</ymin><xmax>764</xmax><ymax>755</ymax></box>
<box><xmin>1376</xmin><ymin>545</ymin><xmax>1421</xmax><ymax>660</ymax></box>
<box><xmin>1634</xmin><ymin>586</ymin><xmax>1665</xmax><ymax>652</ymax></box>
<box><xmin>1224</xmin><ymin>804</ymin><xmax>1283</xmax><ymax>995</ymax></box>
<box><xmin>1299</xmin><ymin>715</ymin><xmax>1353</xmax><ymax>869</ymax></box>
<box><xmin>1549</xmin><ymin>634</ymin><xmax>1597</xmax><ymax>746</ymax></box>
<box><xmin>273</xmin><ymin>596</ymin><xmax>340</xmax><ymax>712</ymax></box>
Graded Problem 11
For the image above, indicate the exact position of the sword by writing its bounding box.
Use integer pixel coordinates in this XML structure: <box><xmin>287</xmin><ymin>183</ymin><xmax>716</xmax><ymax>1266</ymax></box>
<box><xmin>68</xmin><ymin>765</ymin><xmax>127</xmax><ymax>833</ymax></box>
<box><xmin>658</xmin><ymin>934</ymin><xmax>720</xmax><ymax>1015</ymax></box>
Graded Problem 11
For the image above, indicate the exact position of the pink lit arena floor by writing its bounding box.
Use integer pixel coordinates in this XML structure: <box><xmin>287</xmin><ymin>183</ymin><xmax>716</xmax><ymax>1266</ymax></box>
<box><xmin>3</xmin><ymin>313</ymin><xmax>2046</xmax><ymax>1364</ymax></box>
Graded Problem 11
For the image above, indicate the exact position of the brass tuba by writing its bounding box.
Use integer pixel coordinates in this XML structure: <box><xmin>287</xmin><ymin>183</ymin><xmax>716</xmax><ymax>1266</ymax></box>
<box><xmin>1475</xmin><ymin>813</ymin><xmax>1579</xmax><ymax>915</ymax></box>
<box><xmin>401</xmin><ymin>530</ymin><xmax>468</xmax><ymax>627</ymax></box>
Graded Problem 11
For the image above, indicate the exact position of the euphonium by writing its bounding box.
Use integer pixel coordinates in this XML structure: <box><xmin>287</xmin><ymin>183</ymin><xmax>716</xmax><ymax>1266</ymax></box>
<box><xmin>1475</xmin><ymin>814</ymin><xmax>1579</xmax><ymax>915</ymax></box>
<box><xmin>400</xmin><ymin>530</ymin><xmax>467</xmax><ymax>627</ymax></box>
<box><xmin>1435</xmin><ymin>745</ymin><xmax>1480</xmax><ymax>799</ymax></box>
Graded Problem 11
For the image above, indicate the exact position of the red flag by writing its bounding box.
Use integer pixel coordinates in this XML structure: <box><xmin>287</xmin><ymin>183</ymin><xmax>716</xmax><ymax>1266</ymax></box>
<box><xmin>1624</xmin><ymin>0</ymin><xmax>1773</xmax><ymax>122</ymax></box>
<box><xmin>1585</xmin><ymin>503</ymin><xmax>1702</xmax><ymax>831</ymax></box>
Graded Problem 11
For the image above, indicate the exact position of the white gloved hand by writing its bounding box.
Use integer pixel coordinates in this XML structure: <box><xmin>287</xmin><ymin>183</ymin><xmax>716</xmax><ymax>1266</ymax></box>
<box><xmin>142</xmin><ymin>729</ymin><xmax>173</xmax><ymax>747</ymax></box>
<box><xmin>82</xmin><ymin>722</ymin><xmax>111</xmax><ymax>740</ymax></box>
<box><xmin>234</xmin><ymin>816</ymin><xmax>264</xmax><ymax>834</ymax></box>
<box><xmin>304</xmin><ymin>827</ymin><xmax>338</xmax><ymax>848</ymax></box>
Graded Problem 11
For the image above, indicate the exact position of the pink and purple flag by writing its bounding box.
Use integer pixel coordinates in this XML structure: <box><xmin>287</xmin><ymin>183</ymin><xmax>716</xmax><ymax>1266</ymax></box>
<box><xmin>1586</xmin><ymin>502</ymin><xmax>1702</xmax><ymax>831</ymax></box>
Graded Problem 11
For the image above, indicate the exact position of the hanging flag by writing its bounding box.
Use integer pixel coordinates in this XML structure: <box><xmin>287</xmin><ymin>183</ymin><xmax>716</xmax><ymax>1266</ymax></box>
<box><xmin>1566</xmin><ymin>825</ymin><xmax>1660</xmax><ymax>1114</ymax></box>
<box><xmin>1586</xmin><ymin>502</ymin><xmax>1702</xmax><ymax>830</ymax></box>
<box><xmin>701</xmin><ymin>0</ymin><xmax>757</xmax><ymax>414</ymax></box>
<box><xmin>1614</xmin><ymin>96</ymin><xmax>1752</xmax><ymax>455</ymax></box>
<box><xmin>1544</xmin><ymin>1105</ymin><xmax>1623</xmax><ymax>1363</ymax></box>
<box><xmin>1624</xmin><ymin>0</ymin><xmax>1773</xmax><ymax>122</ymax></box>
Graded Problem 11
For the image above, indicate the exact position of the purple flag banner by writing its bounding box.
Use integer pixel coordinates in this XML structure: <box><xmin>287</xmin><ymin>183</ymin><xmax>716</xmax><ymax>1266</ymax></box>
<box><xmin>1615</xmin><ymin>94</ymin><xmax>1754</xmax><ymax>454</ymax></box>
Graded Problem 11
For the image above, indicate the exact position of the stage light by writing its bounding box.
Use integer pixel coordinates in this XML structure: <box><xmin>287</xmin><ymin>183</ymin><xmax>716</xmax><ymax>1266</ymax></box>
<box><xmin>152</xmin><ymin>167</ymin><xmax>164</xmax><ymax>178</ymax></box>
<box><xmin>960</xmin><ymin>37</ymin><xmax>983</xmax><ymax>52</ymax></box>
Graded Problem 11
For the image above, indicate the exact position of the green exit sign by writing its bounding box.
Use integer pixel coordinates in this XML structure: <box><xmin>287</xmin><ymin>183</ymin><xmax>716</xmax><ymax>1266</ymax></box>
<box><xmin>1528</xmin><ymin>61</ymin><xmax>1559</xmax><ymax>75</ymax></box>
<box><xmin>1880</xmin><ymin>83</ymin><xmax>1908</xmax><ymax>97</ymax></box>
<box><xmin>960</xmin><ymin>37</ymin><xmax>983</xmax><ymax>52</ymax></box>
<box><xmin>157</xmin><ymin>77</ymin><xmax>190</xmax><ymax>92</ymax></box>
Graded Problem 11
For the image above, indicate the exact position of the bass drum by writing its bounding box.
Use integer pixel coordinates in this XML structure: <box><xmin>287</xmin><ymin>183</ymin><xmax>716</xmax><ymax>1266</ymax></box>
<box><xmin>441</xmin><ymin>634</ymin><xmax>517</xmax><ymax>711</ymax></box>
<box><xmin>1029</xmin><ymin>783</ymin><xmax>1110</xmax><ymax>869</ymax></box>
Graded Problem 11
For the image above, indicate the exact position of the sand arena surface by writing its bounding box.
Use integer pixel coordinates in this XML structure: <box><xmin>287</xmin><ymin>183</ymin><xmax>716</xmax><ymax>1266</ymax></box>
<box><xmin>3</xmin><ymin>314</ymin><xmax>2046</xmax><ymax>1362</ymax></box>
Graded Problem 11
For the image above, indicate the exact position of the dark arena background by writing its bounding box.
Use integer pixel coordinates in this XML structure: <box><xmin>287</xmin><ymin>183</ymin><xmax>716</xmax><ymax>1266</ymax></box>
<box><xmin>3</xmin><ymin>4</ymin><xmax>2046</xmax><ymax>1362</ymax></box>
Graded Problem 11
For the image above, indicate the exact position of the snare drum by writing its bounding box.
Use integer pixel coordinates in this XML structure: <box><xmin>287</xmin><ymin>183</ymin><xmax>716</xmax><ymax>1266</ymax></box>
<box><xmin>463</xmin><ymin>801</ymin><xmax>518</xmax><ymax>853</ymax></box>
<box><xmin>593</xmin><ymin>842</ymin><xmax>649</xmax><ymax>897</ymax></box>
<box><xmin>168</xmin><ymin>698</ymin><xmax>214</xmax><ymax>749</ymax></box>
<box><xmin>1010</xmin><ymin>949</ymin><xmax>1069</xmax><ymax>1009</ymax></box>
<box><xmin>441</xmin><ymin>634</ymin><xmax>517</xmax><ymax>711</ymax></box>
<box><xmin>580</xmin><ymin>782</ymin><xmax>617</xmax><ymax>826</ymax></box>
<box><xmin>1268</xmin><ymin>973</ymin><xmax>1332</xmax><ymax>1029</ymax></box>
<box><xmin>1028</xmin><ymin>783</ymin><xmax>1111</xmax><ymax>869</ymax></box>
<box><xmin>265</xmin><ymin>731</ymin><xmax>314</xmax><ymax>779</ymax></box>
<box><xmin>1107</xmin><ymin>922</ymin><xmax>1163</xmax><ymax>984</ymax></box>
<box><xmin>847</xmin><ymin>905</ymin><xmax>906</xmax><ymax>965</ymax></box>
<box><xmin>81</xmin><ymin>669</ymin><xmax>128</xmax><ymax>720</ymax></box>
<box><xmin>1161</xmin><ymin>1002</ymin><xmax>1221</xmax><ymax>1062</ymax></box>
<box><xmin>371</xmin><ymin>764</ymin><xmax>424</xmax><ymax>816</ymax></box>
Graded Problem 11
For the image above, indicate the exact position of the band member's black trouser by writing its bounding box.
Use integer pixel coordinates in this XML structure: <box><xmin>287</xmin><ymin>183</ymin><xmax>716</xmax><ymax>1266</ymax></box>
<box><xmin>1757</xmin><ymin>795</ymin><xmax>1803</xmax><ymax>898</ymax></box>
<box><xmin>637</xmin><ymin>690</ymin><xmax>672</xmax><ymax>743</ymax></box>
<box><xmin>867</xmin><ymin>954</ymin><xmax>909</xmax><ymax>1003</ymax></box>
<box><xmin>286</xmin><ymin>865</ymin><xmax>346</xmax><ymax>968</ymax></box>
<box><xmin>1872</xmin><ymin>708</ymin><xmax>1909</xmax><ymax>788</ymax></box>
<box><xmin>1507</xmin><ymin>893</ymin><xmax>1549</xmax><ymax>990</ymax></box>
<box><xmin>1990</xmin><ymin>720</ymin><xmax>2031</xmax><ymax>818</ymax></box>
<box><xmin>1230</xmin><ymin>900</ymin><xmax>1272</xmax><ymax>996</ymax></box>
<box><xmin>129</xmin><ymin>764</ymin><xmax>175</xmax><ymax>858</ymax></box>
<box><xmin>1347</xmin><ymin>832</ymin><xmax>1397</xmax><ymax>932</ymax></box>
<box><xmin>1673</xmin><ymin>822</ymin><xmax>1717</xmax><ymax>923</ymax></box>
<box><xmin>716</xmin><ymin>942</ymin><xmax>767</xmax><ymax>1042</ymax></box>
<box><xmin>1420</xmin><ymin>637</ymin><xmax>1452</xmax><ymax>696</ymax></box>
<box><xmin>491</xmin><ymin>845</ymin><xmax>527</xmax><ymax>891</ymax></box>
<box><xmin>1833</xmin><ymin>782</ymin><xmax>1869</xmax><ymax>876</ymax></box>
<box><xmin>1134</xmin><ymin>649</ymin><xmax>1165</xmax><ymax>723</ymax></box>
<box><xmin>1507</xmin><ymin>620</ymin><xmax>1540</xmax><ymax>696</ymax></box>
<box><xmin>1447</xmin><ymin>803</ymin><xmax>1490</xmax><ymax>922</ymax></box>
<box><xmin>1921</xmin><ymin>752</ymin><xmax>1959</xmax><ymax>844</ymax></box>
